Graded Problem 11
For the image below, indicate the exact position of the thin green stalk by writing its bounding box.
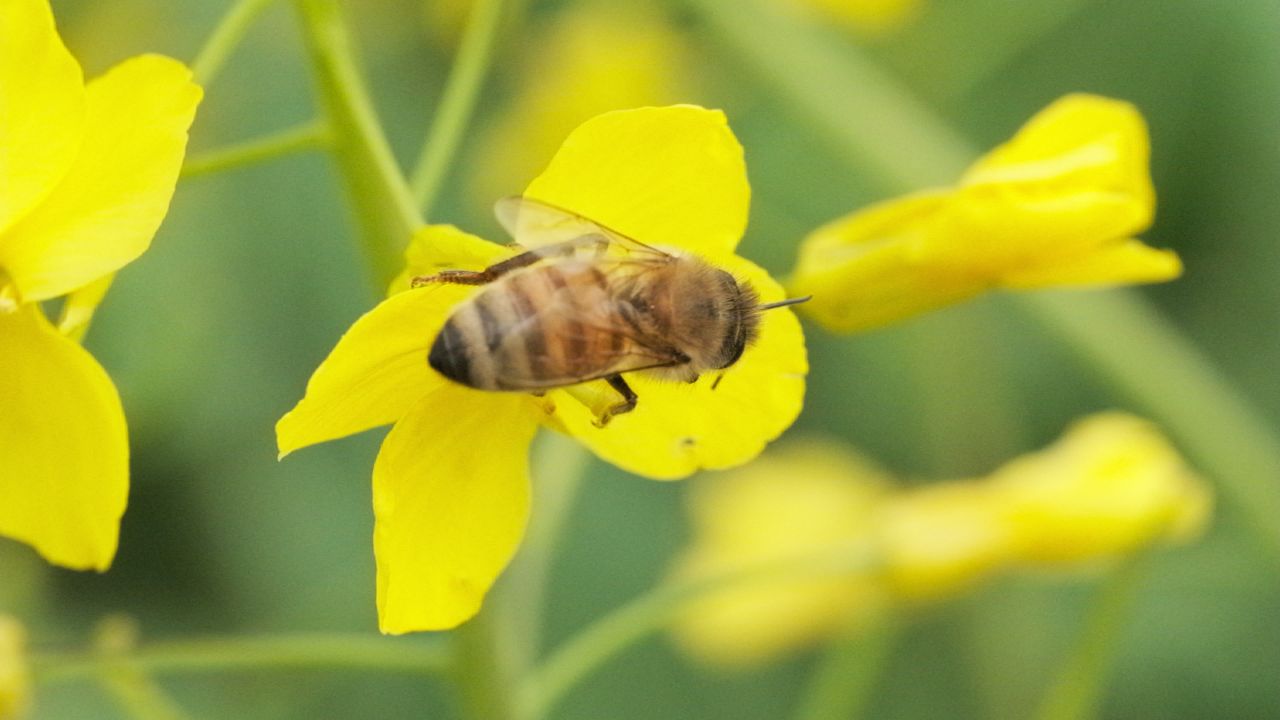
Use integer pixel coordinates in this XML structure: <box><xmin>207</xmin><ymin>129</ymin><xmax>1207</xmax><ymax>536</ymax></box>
<box><xmin>507</xmin><ymin>434</ymin><xmax>590</xmax><ymax>667</ymax></box>
<box><xmin>98</xmin><ymin>667</ymin><xmax>192</xmax><ymax>720</ymax></box>
<box><xmin>689</xmin><ymin>0</ymin><xmax>1280</xmax><ymax>565</ymax></box>
<box><xmin>689</xmin><ymin>0</ymin><xmax>970</xmax><ymax>192</ymax></box>
<box><xmin>410</xmin><ymin>0</ymin><xmax>509</xmax><ymax>218</ymax></box>
<box><xmin>451</xmin><ymin>436</ymin><xmax>589</xmax><ymax>720</ymax></box>
<box><xmin>191</xmin><ymin>0</ymin><xmax>281</xmax><ymax>86</ymax></box>
<box><xmin>794</xmin><ymin>614</ymin><xmax>900</xmax><ymax>720</ymax></box>
<box><xmin>31</xmin><ymin>633</ymin><xmax>449</xmax><ymax>685</ymax></box>
<box><xmin>1035</xmin><ymin>556</ymin><xmax>1149</xmax><ymax>720</ymax></box>
<box><xmin>451</xmin><ymin>610</ymin><xmax>518</xmax><ymax>720</ymax></box>
<box><xmin>293</xmin><ymin>0</ymin><xmax>421</xmax><ymax>288</ymax></box>
<box><xmin>519</xmin><ymin>542</ymin><xmax>878</xmax><ymax>720</ymax></box>
<box><xmin>181</xmin><ymin>120</ymin><xmax>331</xmax><ymax>179</ymax></box>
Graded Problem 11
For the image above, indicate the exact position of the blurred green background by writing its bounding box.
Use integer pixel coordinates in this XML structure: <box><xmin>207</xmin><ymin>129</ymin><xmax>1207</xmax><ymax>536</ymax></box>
<box><xmin>7</xmin><ymin>0</ymin><xmax>1280</xmax><ymax>717</ymax></box>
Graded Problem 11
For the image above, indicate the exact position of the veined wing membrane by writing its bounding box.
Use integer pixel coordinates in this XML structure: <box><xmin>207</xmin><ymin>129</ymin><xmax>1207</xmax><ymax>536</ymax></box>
<box><xmin>488</xmin><ymin>259</ymin><xmax>688</xmax><ymax>389</ymax></box>
<box><xmin>494</xmin><ymin>196</ymin><xmax>672</xmax><ymax>263</ymax></box>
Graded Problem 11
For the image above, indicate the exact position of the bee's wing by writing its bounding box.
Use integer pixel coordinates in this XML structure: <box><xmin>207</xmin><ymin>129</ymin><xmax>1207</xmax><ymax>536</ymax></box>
<box><xmin>493</xmin><ymin>262</ymin><xmax>689</xmax><ymax>389</ymax></box>
<box><xmin>494</xmin><ymin>196</ymin><xmax>673</xmax><ymax>262</ymax></box>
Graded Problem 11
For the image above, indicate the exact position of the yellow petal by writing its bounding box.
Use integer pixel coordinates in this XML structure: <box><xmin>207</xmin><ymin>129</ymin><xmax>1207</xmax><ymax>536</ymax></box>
<box><xmin>0</xmin><ymin>55</ymin><xmax>201</xmax><ymax>302</ymax></box>
<box><xmin>878</xmin><ymin>482</ymin><xmax>1014</xmax><ymax>600</ymax></box>
<box><xmin>788</xmin><ymin>190</ymin><xmax>980</xmax><ymax>333</ymax></box>
<box><xmin>387</xmin><ymin>224</ymin><xmax>514</xmax><ymax>297</ymax></box>
<box><xmin>56</xmin><ymin>272</ymin><xmax>115</xmax><ymax>341</ymax></box>
<box><xmin>963</xmin><ymin>94</ymin><xmax>1155</xmax><ymax>222</ymax></box>
<box><xmin>789</xmin><ymin>94</ymin><xmax>1168</xmax><ymax>333</ymax></box>
<box><xmin>372</xmin><ymin>385</ymin><xmax>538</xmax><ymax>633</ymax></box>
<box><xmin>553</xmin><ymin>256</ymin><xmax>807</xmax><ymax>479</ymax></box>
<box><xmin>938</xmin><ymin>94</ymin><xmax>1155</xmax><ymax>269</ymax></box>
<box><xmin>0</xmin><ymin>0</ymin><xmax>85</xmax><ymax>236</ymax></box>
<box><xmin>991</xmin><ymin>412</ymin><xmax>1212</xmax><ymax>565</ymax></box>
<box><xmin>0</xmin><ymin>615</ymin><xmax>29</xmax><ymax>720</ymax></box>
<box><xmin>0</xmin><ymin>305</ymin><xmax>128</xmax><ymax>571</ymax></box>
<box><xmin>277</xmin><ymin>285</ymin><xmax>474</xmax><ymax>457</ymax></box>
<box><xmin>999</xmin><ymin>238</ymin><xmax>1182</xmax><ymax>288</ymax></box>
<box><xmin>670</xmin><ymin>441</ymin><xmax>891</xmax><ymax>665</ymax></box>
<box><xmin>522</xmin><ymin>106</ymin><xmax>749</xmax><ymax>258</ymax></box>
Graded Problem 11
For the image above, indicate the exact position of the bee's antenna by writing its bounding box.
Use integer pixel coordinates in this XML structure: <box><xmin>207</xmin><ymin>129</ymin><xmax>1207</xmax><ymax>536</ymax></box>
<box><xmin>759</xmin><ymin>295</ymin><xmax>812</xmax><ymax>311</ymax></box>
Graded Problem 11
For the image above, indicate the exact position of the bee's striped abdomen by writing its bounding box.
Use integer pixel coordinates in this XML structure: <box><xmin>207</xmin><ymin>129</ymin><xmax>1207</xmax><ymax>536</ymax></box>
<box><xmin>428</xmin><ymin>262</ymin><xmax>621</xmax><ymax>391</ymax></box>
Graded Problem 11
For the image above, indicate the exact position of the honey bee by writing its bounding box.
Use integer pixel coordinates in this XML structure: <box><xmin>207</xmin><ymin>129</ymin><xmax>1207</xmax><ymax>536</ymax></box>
<box><xmin>412</xmin><ymin>197</ymin><xmax>809</xmax><ymax>425</ymax></box>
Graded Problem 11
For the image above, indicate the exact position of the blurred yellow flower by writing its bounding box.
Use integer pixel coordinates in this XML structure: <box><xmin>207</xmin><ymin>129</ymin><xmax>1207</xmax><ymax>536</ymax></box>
<box><xmin>791</xmin><ymin>94</ymin><xmax>1180</xmax><ymax>333</ymax></box>
<box><xmin>669</xmin><ymin>442</ymin><xmax>890</xmax><ymax>666</ymax></box>
<box><xmin>670</xmin><ymin>413</ymin><xmax>1210</xmax><ymax>666</ymax></box>
<box><xmin>278</xmin><ymin>106</ymin><xmax>807</xmax><ymax>633</ymax></box>
<box><xmin>993</xmin><ymin>412</ymin><xmax>1212</xmax><ymax>567</ymax></box>
<box><xmin>786</xmin><ymin>0</ymin><xmax>921</xmax><ymax>35</ymax></box>
<box><xmin>0</xmin><ymin>0</ymin><xmax>201</xmax><ymax>570</ymax></box>
<box><xmin>877</xmin><ymin>480</ymin><xmax>1014</xmax><ymax>600</ymax></box>
<box><xmin>465</xmin><ymin>2</ymin><xmax>695</xmax><ymax>206</ymax></box>
<box><xmin>0</xmin><ymin>616</ymin><xmax>29</xmax><ymax>720</ymax></box>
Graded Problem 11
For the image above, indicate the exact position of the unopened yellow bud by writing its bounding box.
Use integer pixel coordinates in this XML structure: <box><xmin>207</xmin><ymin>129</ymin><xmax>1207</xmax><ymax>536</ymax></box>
<box><xmin>791</xmin><ymin>94</ymin><xmax>1179</xmax><ymax>334</ymax></box>
<box><xmin>992</xmin><ymin>412</ymin><xmax>1212</xmax><ymax>567</ymax></box>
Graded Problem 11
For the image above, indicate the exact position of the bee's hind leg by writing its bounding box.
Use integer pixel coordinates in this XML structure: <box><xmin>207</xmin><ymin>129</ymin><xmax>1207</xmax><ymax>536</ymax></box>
<box><xmin>595</xmin><ymin>375</ymin><xmax>638</xmax><ymax>428</ymax></box>
<box><xmin>411</xmin><ymin>250</ymin><xmax>545</xmax><ymax>288</ymax></box>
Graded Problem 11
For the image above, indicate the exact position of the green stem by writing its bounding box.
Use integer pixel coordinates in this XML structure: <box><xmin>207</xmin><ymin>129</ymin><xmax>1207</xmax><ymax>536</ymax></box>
<box><xmin>1035</xmin><ymin>556</ymin><xmax>1149</xmax><ymax>720</ymax></box>
<box><xmin>191</xmin><ymin>0</ymin><xmax>281</xmax><ymax>86</ymax></box>
<box><xmin>451</xmin><ymin>610</ymin><xmax>518</xmax><ymax>720</ymax></box>
<box><xmin>181</xmin><ymin>120</ymin><xmax>331</xmax><ymax>179</ymax></box>
<box><xmin>451</xmin><ymin>435</ymin><xmax>589</xmax><ymax>720</ymax></box>
<box><xmin>507</xmin><ymin>433</ymin><xmax>590</xmax><ymax>668</ymax></box>
<box><xmin>410</xmin><ymin>0</ymin><xmax>510</xmax><ymax>218</ymax></box>
<box><xmin>794</xmin><ymin>614</ymin><xmax>899</xmax><ymax>720</ymax></box>
<box><xmin>97</xmin><ymin>666</ymin><xmax>192</xmax><ymax>720</ymax></box>
<box><xmin>31</xmin><ymin>633</ymin><xmax>449</xmax><ymax>685</ymax></box>
<box><xmin>690</xmin><ymin>0</ymin><xmax>1280</xmax><ymax>565</ymax></box>
<box><xmin>689</xmin><ymin>0</ymin><xmax>971</xmax><ymax>192</ymax></box>
<box><xmin>518</xmin><ymin>542</ymin><xmax>878</xmax><ymax>720</ymax></box>
<box><xmin>293</xmin><ymin>0</ymin><xmax>421</xmax><ymax>288</ymax></box>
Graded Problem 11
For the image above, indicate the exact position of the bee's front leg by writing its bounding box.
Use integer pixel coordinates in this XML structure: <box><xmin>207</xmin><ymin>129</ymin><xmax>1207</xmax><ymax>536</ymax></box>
<box><xmin>596</xmin><ymin>375</ymin><xmax>638</xmax><ymax>428</ymax></box>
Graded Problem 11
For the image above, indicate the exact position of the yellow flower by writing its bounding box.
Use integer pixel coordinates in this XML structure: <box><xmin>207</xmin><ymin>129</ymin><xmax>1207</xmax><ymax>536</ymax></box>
<box><xmin>670</xmin><ymin>413</ymin><xmax>1209</xmax><ymax>666</ymax></box>
<box><xmin>669</xmin><ymin>442</ymin><xmax>891</xmax><ymax>666</ymax></box>
<box><xmin>0</xmin><ymin>616</ymin><xmax>29</xmax><ymax>720</ymax></box>
<box><xmin>877</xmin><ymin>480</ymin><xmax>1014</xmax><ymax>600</ymax></box>
<box><xmin>465</xmin><ymin>3</ymin><xmax>694</xmax><ymax>207</ymax></box>
<box><xmin>785</xmin><ymin>0</ymin><xmax>921</xmax><ymax>35</ymax></box>
<box><xmin>993</xmin><ymin>412</ymin><xmax>1212</xmax><ymax>567</ymax></box>
<box><xmin>277</xmin><ymin>106</ymin><xmax>808</xmax><ymax>633</ymax></box>
<box><xmin>0</xmin><ymin>0</ymin><xmax>201</xmax><ymax>570</ymax></box>
<box><xmin>790</xmin><ymin>94</ymin><xmax>1181</xmax><ymax>333</ymax></box>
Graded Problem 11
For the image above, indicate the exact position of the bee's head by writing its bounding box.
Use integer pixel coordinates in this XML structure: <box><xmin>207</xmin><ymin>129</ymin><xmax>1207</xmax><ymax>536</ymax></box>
<box><xmin>707</xmin><ymin>271</ymin><xmax>761</xmax><ymax>370</ymax></box>
<box><xmin>663</xmin><ymin>262</ymin><xmax>809</xmax><ymax>373</ymax></box>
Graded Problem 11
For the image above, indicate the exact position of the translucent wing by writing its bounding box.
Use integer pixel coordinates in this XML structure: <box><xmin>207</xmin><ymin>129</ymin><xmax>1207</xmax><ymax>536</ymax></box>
<box><xmin>494</xmin><ymin>196</ymin><xmax>673</xmax><ymax>263</ymax></box>
<box><xmin>481</xmin><ymin>260</ymin><xmax>689</xmax><ymax>390</ymax></box>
